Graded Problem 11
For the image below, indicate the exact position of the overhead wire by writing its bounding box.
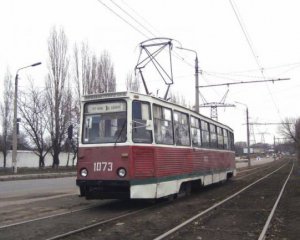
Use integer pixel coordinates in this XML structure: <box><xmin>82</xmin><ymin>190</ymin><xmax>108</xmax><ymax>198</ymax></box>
<box><xmin>229</xmin><ymin>0</ymin><xmax>284</xmax><ymax>120</ymax></box>
<box><xmin>205</xmin><ymin>62</ymin><xmax>300</xmax><ymax>76</ymax></box>
<box><xmin>96</xmin><ymin>0</ymin><xmax>150</xmax><ymax>39</ymax></box>
<box><xmin>96</xmin><ymin>0</ymin><xmax>222</xmax><ymax>103</ymax></box>
<box><xmin>96</xmin><ymin>0</ymin><xmax>195</xmax><ymax>69</ymax></box>
<box><xmin>109</xmin><ymin>0</ymin><xmax>157</xmax><ymax>39</ymax></box>
<box><xmin>119</xmin><ymin>0</ymin><xmax>162</xmax><ymax>36</ymax></box>
<box><xmin>229</xmin><ymin>0</ymin><xmax>262</xmax><ymax>71</ymax></box>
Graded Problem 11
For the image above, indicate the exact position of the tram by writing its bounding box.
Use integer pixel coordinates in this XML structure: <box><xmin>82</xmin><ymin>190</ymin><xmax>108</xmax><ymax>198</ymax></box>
<box><xmin>76</xmin><ymin>91</ymin><xmax>235</xmax><ymax>199</ymax></box>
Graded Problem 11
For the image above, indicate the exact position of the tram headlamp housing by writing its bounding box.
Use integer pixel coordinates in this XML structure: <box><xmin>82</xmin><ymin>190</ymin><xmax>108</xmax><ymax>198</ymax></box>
<box><xmin>117</xmin><ymin>168</ymin><xmax>126</xmax><ymax>178</ymax></box>
<box><xmin>80</xmin><ymin>168</ymin><xmax>88</xmax><ymax>177</ymax></box>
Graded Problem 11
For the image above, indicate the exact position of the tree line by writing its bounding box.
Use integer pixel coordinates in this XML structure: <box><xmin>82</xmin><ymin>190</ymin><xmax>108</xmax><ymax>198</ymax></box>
<box><xmin>0</xmin><ymin>26</ymin><xmax>139</xmax><ymax>169</ymax></box>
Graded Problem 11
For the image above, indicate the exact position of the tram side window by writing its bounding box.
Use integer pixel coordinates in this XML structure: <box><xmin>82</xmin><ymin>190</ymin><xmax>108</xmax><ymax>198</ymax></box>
<box><xmin>230</xmin><ymin>132</ymin><xmax>235</xmax><ymax>150</ymax></box>
<box><xmin>153</xmin><ymin>105</ymin><xmax>174</xmax><ymax>145</ymax></box>
<box><xmin>191</xmin><ymin>116</ymin><xmax>201</xmax><ymax>147</ymax></box>
<box><xmin>174</xmin><ymin>111</ymin><xmax>190</xmax><ymax>146</ymax></box>
<box><xmin>132</xmin><ymin>101</ymin><xmax>152</xmax><ymax>143</ymax></box>
<box><xmin>210</xmin><ymin>124</ymin><xmax>217</xmax><ymax>148</ymax></box>
<box><xmin>227</xmin><ymin>131</ymin><xmax>234</xmax><ymax>150</ymax></box>
<box><xmin>223</xmin><ymin>130</ymin><xmax>229</xmax><ymax>149</ymax></box>
<box><xmin>201</xmin><ymin>121</ymin><xmax>210</xmax><ymax>148</ymax></box>
<box><xmin>217</xmin><ymin>127</ymin><xmax>224</xmax><ymax>149</ymax></box>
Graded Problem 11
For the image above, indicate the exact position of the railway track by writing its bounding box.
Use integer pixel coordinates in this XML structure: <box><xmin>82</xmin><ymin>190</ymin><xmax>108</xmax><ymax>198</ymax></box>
<box><xmin>0</xmin><ymin>159</ymin><xmax>292</xmax><ymax>240</ymax></box>
<box><xmin>0</xmin><ymin>196</ymin><xmax>161</xmax><ymax>240</ymax></box>
<box><xmin>154</xmin><ymin>160</ymin><xmax>294</xmax><ymax>240</ymax></box>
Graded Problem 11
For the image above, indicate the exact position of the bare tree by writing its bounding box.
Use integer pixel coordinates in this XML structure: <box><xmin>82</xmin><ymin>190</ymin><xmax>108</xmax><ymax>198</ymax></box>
<box><xmin>169</xmin><ymin>92</ymin><xmax>188</xmax><ymax>108</ymax></box>
<box><xmin>279</xmin><ymin>117</ymin><xmax>300</xmax><ymax>162</ymax></box>
<box><xmin>0</xmin><ymin>69</ymin><xmax>13</xmax><ymax>168</ymax></box>
<box><xmin>46</xmin><ymin>27</ymin><xmax>70</xmax><ymax>168</ymax></box>
<box><xmin>280</xmin><ymin>118</ymin><xmax>300</xmax><ymax>144</ymax></box>
<box><xmin>99</xmin><ymin>50</ymin><xmax>116</xmax><ymax>93</ymax></box>
<box><xmin>18</xmin><ymin>80</ymin><xmax>51</xmax><ymax>168</ymax></box>
<box><xmin>125</xmin><ymin>72</ymin><xmax>140</xmax><ymax>92</ymax></box>
<box><xmin>74</xmin><ymin>43</ymin><xmax>116</xmax><ymax>95</ymax></box>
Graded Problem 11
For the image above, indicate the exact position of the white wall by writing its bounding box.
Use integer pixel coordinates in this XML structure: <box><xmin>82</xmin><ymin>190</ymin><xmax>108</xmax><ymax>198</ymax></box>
<box><xmin>0</xmin><ymin>150</ymin><xmax>77</xmax><ymax>168</ymax></box>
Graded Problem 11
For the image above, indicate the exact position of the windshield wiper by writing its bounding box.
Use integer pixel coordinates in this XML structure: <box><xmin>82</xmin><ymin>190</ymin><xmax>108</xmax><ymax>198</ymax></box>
<box><xmin>114</xmin><ymin>120</ymin><xmax>127</xmax><ymax>147</ymax></box>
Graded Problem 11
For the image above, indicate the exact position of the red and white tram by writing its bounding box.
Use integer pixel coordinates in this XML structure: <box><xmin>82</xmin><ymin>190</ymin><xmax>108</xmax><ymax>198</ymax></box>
<box><xmin>76</xmin><ymin>92</ymin><xmax>235</xmax><ymax>199</ymax></box>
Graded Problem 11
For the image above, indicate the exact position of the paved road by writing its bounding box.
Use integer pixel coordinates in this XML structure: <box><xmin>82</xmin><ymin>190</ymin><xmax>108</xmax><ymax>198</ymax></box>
<box><xmin>0</xmin><ymin>177</ymin><xmax>78</xmax><ymax>207</ymax></box>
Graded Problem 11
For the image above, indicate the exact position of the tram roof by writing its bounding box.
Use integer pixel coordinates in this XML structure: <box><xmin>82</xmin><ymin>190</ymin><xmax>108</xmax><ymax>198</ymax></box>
<box><xmin>82</xmin><ymin>91</ymin><xmax>233</xmax><ymax>132</ymax></box>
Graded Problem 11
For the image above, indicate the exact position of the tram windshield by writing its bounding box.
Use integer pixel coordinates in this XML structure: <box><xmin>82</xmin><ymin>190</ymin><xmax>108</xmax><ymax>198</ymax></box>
<box><xmin>82</xmin><ymin>101</ymin><xmax>127</xmax><ymax>144</ymax></box>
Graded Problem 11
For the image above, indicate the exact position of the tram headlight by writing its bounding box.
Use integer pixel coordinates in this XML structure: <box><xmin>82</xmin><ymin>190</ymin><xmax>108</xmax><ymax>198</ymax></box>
<box><xmin>117</xmin><ymin>168</ymin><xmax>126</xmax><ymax>178</ymax></box>
<box><xmin>80</xmin><ymin>168</ymin><xmax>88</xmax><ymax>177</ymax></box>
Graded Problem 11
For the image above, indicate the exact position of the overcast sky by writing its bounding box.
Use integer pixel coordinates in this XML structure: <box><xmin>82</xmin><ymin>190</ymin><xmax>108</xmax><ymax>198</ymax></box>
<box><xmin>1</xmin><ymin>0</ymin><xmax>300</xmax><ymax>144</ymax></box>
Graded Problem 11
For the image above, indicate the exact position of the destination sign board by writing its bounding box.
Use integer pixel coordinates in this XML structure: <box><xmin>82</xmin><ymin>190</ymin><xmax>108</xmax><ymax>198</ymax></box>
<box><xmin>85</xmin><ymin>102</ymin><xmax>126</xmax><ymax>114</ymax></box>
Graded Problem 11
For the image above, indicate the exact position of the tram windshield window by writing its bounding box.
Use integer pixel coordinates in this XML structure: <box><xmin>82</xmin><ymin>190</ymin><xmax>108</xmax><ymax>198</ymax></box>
<box><xmin>174</xmin><ymin>111</ymin><xmax>190</xmax><ymax>146</ymax></box>
<box><xmin>153</xmin><ymin>105</ymin><xmax>174</xmax><ymax>145</ymax></box>
<box><xmin>132</xmin><ymin>101</ymin><xmax>152</xmax><ymax>143</ymax></box>
<box><xmin>201</xmin><ymin>121</ymin><xmax>210</xmax><ymax>148</ymax></box>
<box><xmin>82</xmin><ymin>101</ymin><xmax>127</xmax><ymax>144</ymax></box>
<box><xmin>191</xmin><ymin>116</ymin><xmax>201</xmax><ymax>147</ymax></box>
<box><xmin>217</xmin><ymin>127</ymin><xmax>224</xmax><ymax>149</ymax></box>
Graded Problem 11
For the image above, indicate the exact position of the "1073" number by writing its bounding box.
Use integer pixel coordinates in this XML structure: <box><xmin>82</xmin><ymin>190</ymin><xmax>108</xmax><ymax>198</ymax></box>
<box><xmin>93</xmin><ymin>162</ymin><xmax>113</xmax><ymax>172</ymax></box>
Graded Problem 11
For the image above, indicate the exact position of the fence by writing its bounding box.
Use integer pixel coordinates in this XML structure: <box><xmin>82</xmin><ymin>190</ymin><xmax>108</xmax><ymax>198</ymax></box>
<box><xmin>0</xmin><ymin>150</ymin><xmax>77</xmax><ymax>168</ymax></box>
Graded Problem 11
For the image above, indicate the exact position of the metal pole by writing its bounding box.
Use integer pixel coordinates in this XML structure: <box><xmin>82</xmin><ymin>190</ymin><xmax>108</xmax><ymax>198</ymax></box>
<box><xmin>195</xmin><ymin>56</ymin><xmax>199</xmax><ymax>113</ymax></box>
<box><xmin>246</xmin><ymin>107</ymin><xmax>251</xmax><ymax>167</ymax></box>
<box><xmin>12</xmin><ymin>73</ymin><xmax>19</xmax><ymax>173</ymax></box>
<box><xmin>273</xmin><ymin>136</ymin><xmax>276</xmax><ymax>161</ymax></box>
<box><xmin>175</xmin><ymin>47</ymin><xmax>199</xmax><ymax>113</ymax></box>
<box><xmin>11</xmin><ymin>62</ymin><xmax>41</xmax><ymax>173</ymax></box>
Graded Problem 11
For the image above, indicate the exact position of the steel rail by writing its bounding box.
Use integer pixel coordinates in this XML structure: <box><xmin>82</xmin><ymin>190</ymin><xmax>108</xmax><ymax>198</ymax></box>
<box><xmin>45</xmin><ymin>204</ymin><xmax>161</xmax><ymax>240</ymax></box>
<box><xmin>0</xmin><ymin>204</ymin><xmax>100</xmax><ymax>229</ymax></box>
<box><xmin>258</xmin><ymin>161</ymin><xmax>294</xmax><ymax>240</ymax></box>
<box><xmin>237</xmin><ymin>165</ymin><xmax>262</xmax><ymax>174</ymax></box>
<box><xmin>235</xmin><ymin>164</ymin><xmax>278</xmax><ymax>180</ymax></box>
<box><xmin>153</xmin><ymin>161</ymin><xmax>289</xmax><ymax>240</ymax></box>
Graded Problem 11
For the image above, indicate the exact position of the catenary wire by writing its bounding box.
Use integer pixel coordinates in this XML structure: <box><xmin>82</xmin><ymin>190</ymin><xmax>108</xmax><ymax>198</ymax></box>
<box><xmin>109</xmin><ymin>0</ymin><xmax>157</xmax><ymax>38</ymax></box>
<box><xmin>229</xmin><ymin>0</ymin><xmax>284</xmax><ymax>120</ymax></box>
<box><xmin>95</xmin><ymin>0</ymin><xmax>195</xmax><ymax>70</ymax></box>
<box><xmin>96</xmin><ymin>0</ymin><xmax>150</xmax><ymax>39</ymax></box>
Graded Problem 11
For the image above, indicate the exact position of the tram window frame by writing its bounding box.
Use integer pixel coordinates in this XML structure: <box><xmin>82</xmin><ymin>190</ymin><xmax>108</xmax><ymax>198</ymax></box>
<box><xmin>201</xmin><ymin>120</ymin><xmax>210</xmax><ymax>148</ymax></box>
<box><xmin>191</xmin><ymin>116</ymin><xmax>201</xmax><ymax>148</ymax></box>
<box><xmin>173</xmin><ymin>111</ymin><xmax>191</xmax><ymax>146</ymax></box>
<box><xmin>210</xmin><ymin>124</ymin><xmax>218</xmax><ymax>149</ymax></box>
<box><xmin>132</xmin><ymin>100</ymin><xmax>153</xmax><ymax>143</ymax></box>
<box><xmin>153</xmin><ymin>104</ymin><xmax>174</xmax><ymax>145</ymax></box>
<box><xmin>217</xmin><ymin>127</ymin><xmax>224</xmax><ymax>149</ymax></box>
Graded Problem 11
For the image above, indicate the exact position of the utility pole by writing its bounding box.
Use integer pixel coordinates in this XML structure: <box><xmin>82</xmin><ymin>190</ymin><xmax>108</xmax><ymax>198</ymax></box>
<box><xmin>246</xmin><ymin>106</ymin><xmax>251</xmax><ymax>167</ymax></box>
<box><xmin>236</xmin><ymin>101</ymin><xmax>251</xmax><ymax>167</ymax></box>
<box><xmin>176</xmin><ymin>46</ymin><xmax>199</xmax><ymax>113</ymax></box>
<box><xmin>273</xmin><ymin>136</ymin><xmax>276</xmax><ymax>161</ymax></box>
<box><xmin>12</xmin><ymin>62</ymin><xmax>41</xmax><ymax>173</ymax></box>
<box><xmin>195</xmin><ymin>55</ymin><xmax>199</xmax><ymax>113</ymax></box>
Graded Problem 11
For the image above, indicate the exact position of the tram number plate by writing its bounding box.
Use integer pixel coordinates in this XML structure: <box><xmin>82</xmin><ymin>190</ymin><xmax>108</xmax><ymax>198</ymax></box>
<box><xmin>93</xmin><ymin>162</ymin><xmax>113</xmax><ymax>172</ymax></box>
